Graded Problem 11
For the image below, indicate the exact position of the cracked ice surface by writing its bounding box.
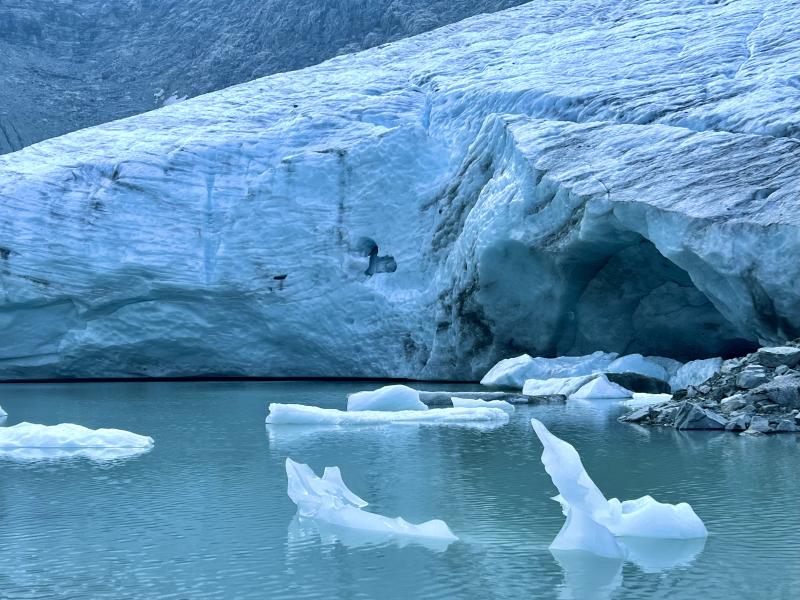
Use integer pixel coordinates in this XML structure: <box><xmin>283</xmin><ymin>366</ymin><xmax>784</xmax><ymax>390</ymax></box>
<box><xmin>530</xmin><ymin>418</ymin><xmax>706</xmax><ymax>558</ymax></box>
<box><xmin>1</xmin><ymin>0</ymin><xmax>799</xmax><ymax>379</ymax></box>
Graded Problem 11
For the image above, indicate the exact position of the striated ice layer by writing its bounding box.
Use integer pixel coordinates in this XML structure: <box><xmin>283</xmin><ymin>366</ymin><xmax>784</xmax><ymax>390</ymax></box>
<box><xmin>481</xmin><ymin>352</ymin><xmax>618</xmax><ymax>388</ymax></box>
<box><xmin>347</xmin><ymin>385</ymin><xmax>427</xmax><ymax>411</ymax></box>
<box><xmin>450</xmin><ymin>396</ymin><xmax>515</xmax><ymax>413</ymax></box>
<box><xmin>530</xmin><ymin>418</ymin><xmax>707</xmax><ymax>558</ymax></box>
<box><xmin>266</xmin><ymin>404</ymin><xmax>509</xmax><ymax>426</ymax></box>
<box><xmin>285</xmin><ymin>458</ymin><xmax>458</xmax><ymax>544</ymax></box>
<box><xmin>569</xmin><ymin>375</ymin><xmax>633</xmax><ymax>400</ymax></box>
<box><xmin>4</xmin><ymin>0</ymin><xmax>800</xmax><ymax>379</ymax></box>
<box><xmin>670</xmin><ymin>358</ymin><xmax>723</xmax><ymax>391</ymax></box>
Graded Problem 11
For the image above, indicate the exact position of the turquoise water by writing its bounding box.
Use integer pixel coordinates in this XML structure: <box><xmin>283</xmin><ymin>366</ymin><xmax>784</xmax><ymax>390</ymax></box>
<box><xmin>1</xmin><ymin>380</ymin><xmax>799</xmax><ymax>599</ymax></box>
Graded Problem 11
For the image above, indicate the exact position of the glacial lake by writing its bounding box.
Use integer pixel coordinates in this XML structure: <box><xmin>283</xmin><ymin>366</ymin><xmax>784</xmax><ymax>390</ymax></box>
<box><xmin>1</xmin><ymin>380</ymin><xmax>799</xmax><ymax>599</ymax></box>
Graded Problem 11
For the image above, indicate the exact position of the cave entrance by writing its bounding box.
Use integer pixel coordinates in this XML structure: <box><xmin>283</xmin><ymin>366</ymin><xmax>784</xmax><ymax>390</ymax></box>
<box><xmin>477</xmin><ymin>238</ymin><xmax>758</xmax><ymax>362</ymax></box>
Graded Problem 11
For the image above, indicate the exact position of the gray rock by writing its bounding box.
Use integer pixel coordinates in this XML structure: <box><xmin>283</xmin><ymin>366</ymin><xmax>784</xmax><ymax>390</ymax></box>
<box><xmin>620</xmin><ymin>407</ymin><xmax>651</xmax><ymax>423</ymax></box>
<box><xmin>775</xmin><ymin>419</ymin><xmax>798</xmax><ymax>433</ymax></box>
<box><xmin>720</xmin><ymin>394</ymin><xmax>747</xmax><ymax>413</ymax></box>
<box><xmin>725</xmin><ymin>414</ymin><xmax>751</xmax><ymax>431</ymax></box>
<box><xmin>750</xmin><ymin>375</ymin><xmax>800</xmax><ymax>408</ymax></box>
<box><xmin>736</xmin><ymin>367</ymin><xmax>768</xmax><ymax>389</ymax></box>
<box><xmin>673</xmin><ymin>402</ymin><xmax>727</xmax><ymax>430</ymax></box>
<box><xmin>753</xmin><ymin>346</ymin><xmax>800</xmax><ymax>369</ymax></box>
<box><xmin>606</xmin><ymin>372</ymin><xmax>670</xmax><ymax>394</ymax></box>
<box><xmin>775</xmin><ymin>365</ymin><xmax>790</xmax><ymax>376</ymax></box>
<box><xmin>746</xmin><ymin>415</ymin><xmax>772</xmax><ymax>434</ymax></box>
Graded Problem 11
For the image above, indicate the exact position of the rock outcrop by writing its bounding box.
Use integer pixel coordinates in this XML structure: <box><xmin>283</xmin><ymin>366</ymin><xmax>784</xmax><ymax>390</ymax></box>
<box><xmin>1</xmin><ymin>0</ymin><xmax>800</xmax><ymax>379</ymax></box>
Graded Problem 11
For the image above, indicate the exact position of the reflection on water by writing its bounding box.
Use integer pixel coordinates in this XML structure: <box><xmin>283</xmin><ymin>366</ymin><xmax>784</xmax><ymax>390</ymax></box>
<box><xmin>0</xmin><ymin>380</ymin><xmax>799</xmax><ymax>600</ymax></box>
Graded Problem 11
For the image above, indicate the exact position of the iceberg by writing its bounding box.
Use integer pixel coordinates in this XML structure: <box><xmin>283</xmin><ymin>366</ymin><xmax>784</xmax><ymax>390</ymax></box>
<box><xmin>0</xmin><ymin>422</ymin><xmax>154</xmax><ymax>462</ymax></box>
<box><xmin>285</xmin><ymin>458</ymin><xmax>458</xmax><ymax>545</ymax></box>
<box><xmin>266</xmin><ymin>404</ymin><xmax>509</xmax><ymax>426</ymax></box>
<box><xmin>481</xmin><ymin>352</ymin><xmax>618</xmax><ymax>388</ymax></box>
<box><xmin>450</xmin><ymin>396</ymin><xmax>515</xmax><ymax>413</ymax></box>
<box><xmin>606</xmin><ymin>355</ymin><xmax>669</xmax><ymax>382</ymax></box>
<box><xmin>522</xmin><ymin>375</ymin><xmax>598</xmax><ymax>398</ymax></box>
<box><xmin>347</xmin><ymin>385</ymin><xmax>427</xmax><ymax>411</ymax></box>
<box><xmin>569</xmin><ymin>375</ymin><xmax>633</xmax><ymax>400</ymax></box>
<box><xmin>0</xmin><ymin>405</ymin><xmax>6</xmax><ymax>417</ymax></box>
<box><xmin>670</xmin><ymin>358</ymin><xmax>723</xmax><ymax>392</ymax></box>
<box><xmin>622</xmin><ymin>393</ymin><xmax>673</xmax><ymax>409</ymax></box>
<box><xmin>530</xmin><ymin>418</ymin><xmax>707</xmax><ymax>558</ymax></box>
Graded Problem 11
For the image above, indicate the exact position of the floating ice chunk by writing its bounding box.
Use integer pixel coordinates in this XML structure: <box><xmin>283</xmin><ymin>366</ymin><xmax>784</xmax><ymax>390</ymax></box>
<box><xmin>451</xmin><ymin>396</ymin><xmax>515</xmax><ymax>413</ymax></box>
<box><xmin>670</xmin><ymin>357</ymin><xmax>723</xmax><ymax>391</ymax></box>
<box><xmin>0</xmin><ymin>405</ymin><xmax>6</xmax><ymax>417</ymax></box>
<box><xmin>569</xmin><ymin>375</ymin><xmax>633</xmax><ymax>400</ymax></box>
<box><xmin>481</xmin><ymin>352</ymin><xmax>618</xmax><ymax>388</ymax></box>
<box><xmin>646</xmin><ymin>356</ymin><xmax>684</xmax><ymax>380</ymax></box>
<box><xmin>623</xmin><ymin>393</ymin><xmax>673</xmax><ymax>409</ymax></box>
<box><xmin>285</xmin><ymin>458</ymin><xmax>458</xmax><ymax>544</ymax></box>
<box><xmin>530</xmin><ymin>418</ymin><xmax>706</xmax><ymax>558</ymax></box>
<box><xmin>267</xmin><ymin>404</ymin><xmax>509</xmax><ymax>425</ymax></box>
<box><xmin>0</xmin><ymin>422</ymin><xmax>154</xmax><ymax>462</ymax></box>
<box><xmin>522</xmin><ymin>374</ymin><xmax>598</xmax><ymax>397</ymax></box>
<box><xmin>607</xmin><ymin>354</ymin><xmax>669</xmax><ymax>382</ymax></box>
<box><xmin>347</xmin><ymin>384</ymin><xmax>427</xmax><ymax>411</ymax></box>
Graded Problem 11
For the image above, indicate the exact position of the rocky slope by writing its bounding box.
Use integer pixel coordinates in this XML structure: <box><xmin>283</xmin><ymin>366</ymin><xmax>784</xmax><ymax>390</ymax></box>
<box><xmin>0</xmin><ymin>0</ymin><xmax>524</xmax><ymax>154</ymax></box>
<box><xmin>1</xmin><ymin>0</ymin><xmax>799</xmax><ymax>379</ymax></box>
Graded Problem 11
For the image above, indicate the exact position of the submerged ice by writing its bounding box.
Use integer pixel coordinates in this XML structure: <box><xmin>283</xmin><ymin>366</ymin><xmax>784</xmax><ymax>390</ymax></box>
<box><xmin>530</xmin><ymin>418</ymin><xmax>707</xmax><ymax>558</ymax></box>
<box><xmin>285</xmin><ymin>458</ymin><xmax>458</xmax><ymax>545</ymax></box>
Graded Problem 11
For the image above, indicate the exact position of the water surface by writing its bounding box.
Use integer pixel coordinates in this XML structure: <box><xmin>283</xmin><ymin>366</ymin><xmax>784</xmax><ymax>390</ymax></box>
<box><xmin>1</xmin><ymin>381</ymin><xmax>798</xmax><ymax>599</ymax></box>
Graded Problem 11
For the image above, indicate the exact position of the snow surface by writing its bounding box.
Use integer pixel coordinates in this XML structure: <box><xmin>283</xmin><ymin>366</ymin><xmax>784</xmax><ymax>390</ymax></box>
<box><xmin>607</xmin><ymin>355</ymin><xmax>669</xmax><ymax>382</ymax></box>
<box><xmin>347</xmin><ymin>385</ymin><xmax>427</xmax><ymax>411</ymax></box>
<box><xmin>531</xmin><ymin>418</ymin><xmax>707</xmax><ymax>558</ymax></box>
<box><xmin>450</xmin><ymin>396</ymin><xmax>515</xmax><ymax>413</ymax></box>
<box><xmin>670</xmin><ymin>358</ymin><xmax>723</xmax><ymax>391</ymax></box>
<box><xmin>522</xmin><ymin>375</ymin><xmax>598</xmax><ymax>398</ymax></box>
<box><xmin>2</xmin><ymin>0</ymin><xmax>797</xmax><ymax>379</ymax></box>
<box><xmin>285</xmin><ymin>458</ymin><xmax>458</xmax><ymax>544</ymax></box>
<box><xmin>569</xmin><ymin>375</ymin><xmax>633</xmax><ymax>400</ymax></box>
<box><xmin>266</xmin><ymin>404</ymin><xmax>509</xmax><ymax>425</ymax></box>
<box><xmin>481</xmin><ymin>352</ymin><xmax>618</xmax><ymax>388</ymax></box>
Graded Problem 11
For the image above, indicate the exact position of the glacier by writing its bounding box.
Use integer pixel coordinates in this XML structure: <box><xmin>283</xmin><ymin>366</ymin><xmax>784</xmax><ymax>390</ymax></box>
<box><xmin>530</xmin><ymin>418</ymin><xmax>707</xmax><ymax>558</ymax></box>
<box><xmin>285</xmin><ymin>458</ymin><xmax>458</xmax><ymax>545</ymax></box>
<box><xmin>2</xmin><ymin>0</ymin><xmax>799</xmax><ymax>380</ymax></box>
<box><xmin>346</xmin><ymin>384</ymin><xmax>427</xmax><ymax>411</ymax></box>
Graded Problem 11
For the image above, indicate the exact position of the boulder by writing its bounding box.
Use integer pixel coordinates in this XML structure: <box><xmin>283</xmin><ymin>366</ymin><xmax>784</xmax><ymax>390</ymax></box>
<box><xmin>673</xmin><ymin>402</ymin><xmax>727</xmax><ymax>430</ymax></box>
<box><xmin>725</xmin><ymin>414</ymin><xmax>751</xmax><ymax>431</ymax></box>
<box><xmin>775</xmin><ymin>419</ymin><xmax>797</xmax><ymax>433</ymax></box>
<box><xmin>720</xmin><ymin>395</ymin><xmax>747</xmax><ymax>413</ymax></box>
<box><xmin>619</xmin><ymin>407</ymin><xmax>651</xmax><ymax>423</ymax></box>
<box><xmin>744</xmin><ymin>415</ymin><xmax>772</xmax><ymax>434</ymax></box>
<box><xmin>749</xmin><ymin>375</ymin><xmax>800</xmax><ymax>409</ymax></box>
<box><xmin>752</xmin><ymin>347</ymin><xmax>800</xmax><ymax>369</ymax></box>
<box><xmin>736</xmin><ymin>366</ymin><xmax>768</xmax><ymax>390</ymax></box>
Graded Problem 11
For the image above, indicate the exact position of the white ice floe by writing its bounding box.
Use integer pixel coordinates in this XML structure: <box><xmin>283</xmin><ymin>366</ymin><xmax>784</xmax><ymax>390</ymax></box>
<box><xmin>0</xmin><ymin>405</ymin><xmax>6</xmax><ymax>418</ymax></box>
<box><xmin>481</xmin><ymin>352</ymin><xmax>618</xmax><ymax>388</ymax></box>
<box><xmin>267</xmin><ymin>404</ymin><xmax>509</xmax><ymax>426</ymax></box>
<box><xmin>285</xmin><ymin>458</ymin><xmax>458</xmax><ymax>545</ymax></box>
<box><xmin>450</xmin><ymin>396</ymin><xmax>515</xmax><ymax>413</ymax></box>
<box><xmin>670</xmin><ymin>358</ymin><xmax>723</xmax><ymax>391</ymax></box>
<box><xmin>606</xmin><ymin>354</ymin><xmax>669</xmax><ymax>382</ymax></box>
<box><xmin>569</xmin><ymin>375</ymin><xmax>633</xmax><ymax>400</ymax></box>
<box><xmin>522</xmin><ymin>374</ymin><xmax>598</xmax><ymax>398</ymax></box>
<box><xmin>622</xmin><ymin>393</ymin><xmax>673</xmax><ymax>409</ymax></box>
<box><xmin>0</xmin><ymin>422</ymin><xmax>154</xmax><ymax>462</ymax></box>
<box><xmin>347</xmin><ymin>384</ymin><xmax>427</xmax><ymax>412</ymax></box>
<box><xmin>530</xmin><ymin>418</ymin><xmax>707</xmax><ymax>559</ymax></box>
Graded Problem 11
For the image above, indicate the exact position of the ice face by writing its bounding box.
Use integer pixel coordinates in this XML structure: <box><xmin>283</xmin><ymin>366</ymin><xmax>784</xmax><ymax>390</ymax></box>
<box><xmin>266</xmin><ymin>404</ymin><xmax>509</xmax><ymax>426</ymax></box>
<box><xmin>347</xmin><ymin>385</ymin><xmax>427</xmax><ymax>411</ymax></box>
<box><xmin>480</xmin><ymin>352</ymin><xmax>618</xmax><ymax>388</ymax></box>
<box><xmin>569</xmin><ymin>375</ymin><xmax>633</xmax><ymax>400</ymax></box>
<box><xmin>450</xmin><ymin>396</ymin><xmax>515</xmax><ymax>413</ymax></box>
<box><xmin>530</xmin><ymin>418</ymin><xmax>707</xmax><ymax>558</ymax></box>
<box><xmin>670</xmin><ymin>358</ymin><xmax>723</xmax><ymax>391</ymax></box>
<box><xmin>284</xmin><ymin>458</ymin><xmax>458</xmax><ymax>544</ymax></box>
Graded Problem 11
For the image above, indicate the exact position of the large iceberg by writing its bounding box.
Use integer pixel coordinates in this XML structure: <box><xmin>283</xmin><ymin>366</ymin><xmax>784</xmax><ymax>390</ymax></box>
<box><xmin>0</xmin><ymin>422</ymin><xmax>154</xmax><ymax>461</ymax></box>
<box><xmin>285</xmin><ymin>458</ymin><xmax>458</xmax><ymax>545</ymax></box>
<box><xmin>266</xmin><ymin>403</ymin><xmax>509</xmax><ymax>426</ymax></box>
<box><xmin>481</xmin><ymin>352</ymin><xmax>618</xmax><ymax>388</ymax></box>
<box><xmin>450</xmin><ymin>396</ymin><xmax>515</xmax><ymax>413</ymax></box>
<box><xmin>530</xmin><ymin>418</ymin><xmax>707</xmax><ymax>558</ymax></box>
<box><xmin>347</xmin><ymin>385</ymin><xmax>427</xmax><ymax>411</ymax></box>
<box><xmin>569</xmin><ymin>375</ymin><xmax>633</xmax><ymax>400</ymax></box>
<box><xmin>670</xmin><ymin>358</ymin><xmax>723</xmax><ymax>391</ymax></box>
<box><xmin>3</xmin><ymin>0</ymin><xmax>795</xmax><ymax>380</ymax></box>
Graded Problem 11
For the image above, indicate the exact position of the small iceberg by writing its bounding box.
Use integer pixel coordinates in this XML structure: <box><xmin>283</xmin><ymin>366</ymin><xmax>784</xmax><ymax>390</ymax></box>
<box><xmin>285</xmin><ymin>458</ymin><xmax>458</xmax><ymax>547</ymax></box>
<box><xmin>522</xmin><ymin>374</ymin><xmax>598</xmax><ymax>397</ymax></box>
<box><xmin>569</xmin><ymin>375</ymin><xmax>633</xmax><ymax>400</ymax></box>
<box><xmin>530</xmin><ymin>418</ymin><xmax>707</xmax><ymax>559</ymax></box>
<box><xmin>0</xmin><ymin>405</ymin><xmax>6</xmax><ymax>417</ymax></box>
<box><xmin>266</xmin><ymin>404</ymin><xmax>509</xmax><ymax>426</ymax></box>
<box><xmin>622</xmin><ymin>392</ymin><xmax>673</xmax><ymax>409</ymax></box>
<box><xmin>0</xmin><ymin>422</ymin><xmax>154</xmax><ymax>462</ymax></box>
<box><xmin>347</xmin><ymin>384</ymin><xmax>427</xmax><ymax>411</ymax></box>
<box><xmin>451</xmin><ymin>396</ymin><xmax>515</xmax><ymax>413</ymax></box>
<box><xmin>481</xmin><ymin>352</ymin><xmax>618</xmax><ymax>388</ymax></box>
<box><xmin>607</xmin><ymin>354</ymin><xmax>669</xmax><ymax>382</ymax></box>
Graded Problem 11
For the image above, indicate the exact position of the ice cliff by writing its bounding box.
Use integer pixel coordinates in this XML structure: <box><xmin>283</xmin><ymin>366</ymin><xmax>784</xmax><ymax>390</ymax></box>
<box><xmin>1</xmin><ymin>0</ymin><xmax>799</xmax><ymax>380</ymax></box>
